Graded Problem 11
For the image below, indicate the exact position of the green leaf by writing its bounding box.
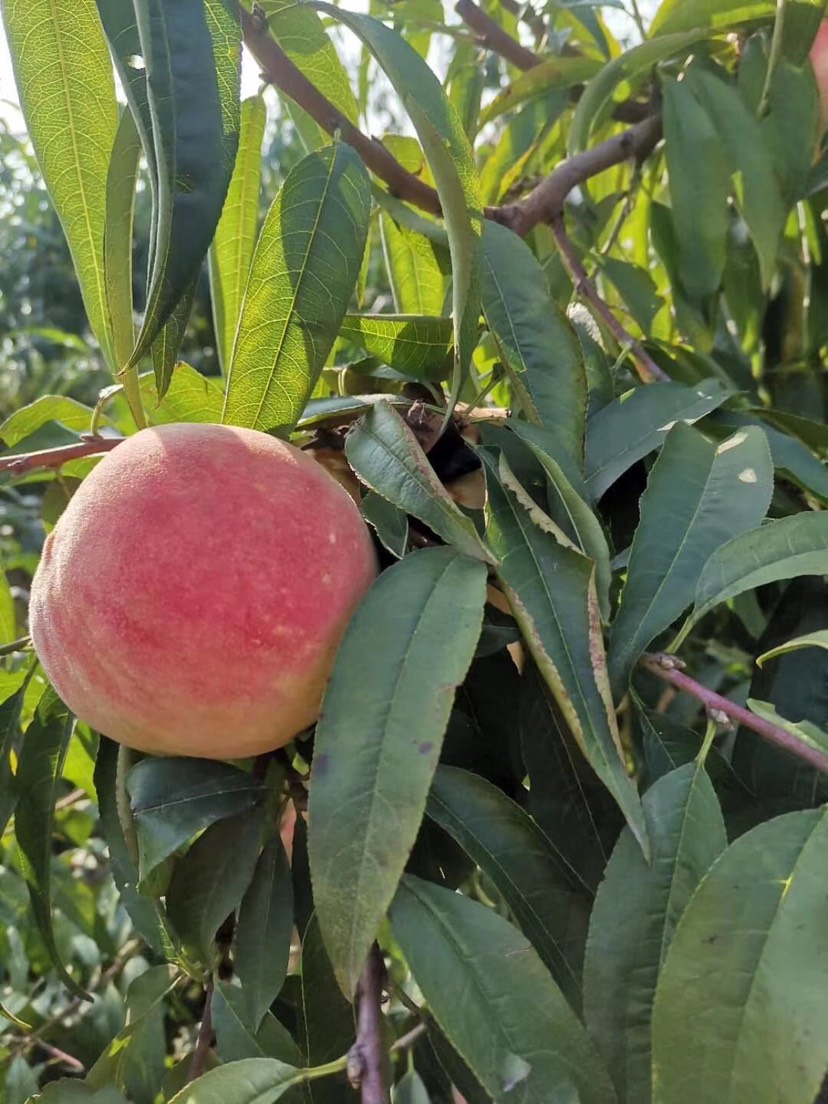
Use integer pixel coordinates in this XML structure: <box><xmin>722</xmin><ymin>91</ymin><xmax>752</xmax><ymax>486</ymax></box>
<box><xmin>127</xmin><ymin>0</ymin><xmax>241</xmax><ymax>366</ymax></box>
<box><xmin>584</xmin><ymin>378</ymin><xmax>731</xmax><ymax>500</ymax></box>
<box><xmin>688</xmin><ymin>512</ymin><xmax>828</xmax><ymax>630</ymax></box>
<box><xmin>0</xmin><ymin>683</ymin><xmax>26</xmax><ymax>837</ymax></box>
<box><xmin>758</xmin><ymin>629</ymin><xmax>828</xmax><ymax>666</ymax></box>
<box><xmin>33</xmin><ymin>1082</ymin><xmax>128</xmax><ymax>1104</ymax></box>
<box><xmin>166</xmin><ymin>1058</ymin><xmax>304</xmax><ymax>1104</ymax></box>
<box><xmin>234</xmin><ymin>832</ymin><xmax>294</xmax><ymax>1027</ymax></box>
<box><xmin>662</xmin><ymin>78</ymin><xmax>731</xmax><ymax>300</ymax></box>
<box><xmin>652</xmin><ymin>807</ymin><xmax>828</xmax><ymax>1104</ymax></box>
<box><xmin>222</xmin><ymin>143</ymin><xmax>371</xmax><ymax>432</ymax></box>
<box><xmin>481</xmin><ymin>221</ymin><xmax>588</xmax><ymax>468</ymax></box>
<box><xmin>308</xmin><ymin>547</ymin><xmax>488</xmax><ymax>995</ymax></box>
<box><xmin>583</xmin><ymin>763</ymin><xmax>727</xmax><ymax>1104</ymax></box>
<box><xmin>209</xmin><ymin>95</ymin><xmax>267</xmax><ymax>375</ymax></box>
<box><xmin>94</xmin><ymin>738</ymin><xmax>175</xmax><ymax>957</ymax></box>
<box><xmin>338</xmin><ymin>315</ymin><xmax>453</xmax><ymax>380</ymax></box>
<box><xmin>299</xmin><ymin>912</ymin><xmax>357</xmax><ymax>1070</ymax></box>
<box><xmin>746</xmin><ymin>698</ymin><xmax>828</xmax><ymax>756</ymax></box>
<box><xmin>0</xmin><ymin>574</ymin><xmax>15</xmax><ymax>648</ymax></box>
<box><xmin>105</xmin><ymin>107</ymin><xmax>141</xmax><ymax>371</ymax></box>
<box><xmin>507</xmin><ymin>420</ymin><xmax>612</xmax><ymax>619</ymax></box>
<box><xmin>316</xmin><ymin>5</ymin><xmax>481</xmax><ymax>409</ymax></box>
<box><xmin>0</xmin><ymin>396</ymin><xmax>99</xmax><ymax>448</ymax></box>
<box><xmin>361</xmin><ymin>492</ymin><xmax>409</xmax><ymax>558</ymax></box>
<box><xmin>2</xmin><ymin>0</ymin><xmax>118</xmax><ymax>364</ymax></box>
<box><xmin>87</xmin><ymin>965</ymin><xmax>179</xmax><ymax>1091</ymax></box>
<box><xmin>569</xmin><ymin>30</ymin><xmax>709</xmax><ymax>154</ymax></box>
<box><xmin>212</xmin><ymin>981</ymin><xmax>303</xmax><ymax>1066</ymax></box>
<box><xmin>344</xmin><ymin>403</ymin><xmax>493</xmax><ymax>564</ymax></box>
<box><xmin>127</xmin><ymin>757</ymin><xmax>265</xmax><ymax>882</ymax></box>
<box><xmin>651</xmin><ymin>0</ymin><xmax>775</xmax><ymax>35</ymax></box>
<box><xmin>263</xmin><ymin>0</ymin><xmax>359</xmax><ymax>128</ymax></box>
<box><xmin>483</xmin><ymin>451</ymin><xmax>648</xmax><ymax>854</ymax></box>
<box><xmin>395</xmin><ymin>1071</ymin><xmax>431</xmax><ymax>1104</ymax></box>
<box><xmin>427</xmin><ymin>766</ymin><xmax>590</xmax><ymax>1010</ymax></box>
<box><xmin>391</xmin><ymin>876</ymin><xmax>618</xmax><ymax>1104</ymax></box>
<box><xmin>608</xmin><ymin>424</ymin><xmax>773</xmax><ymax>695</ymax></box>
<box><xmin>478</xmin><ymin>56</ymin><xmax>603</xmax><ymax>128</ymax></box>
<box><xmin>14</xmin><ymin>684</ymin><xmax>85</xmax><ymax>997</ymax></box>
<box><xmin>379</xmin><ymin>213</ymin><xmax>448</xmax><ymax>316</ymax></box>
<box><xmin>142</xmin><ymin>362</ymin><xmax>225</xmax><ymax>425</ymax></box>
<box><xmin>166</xmin><ymin>805</ymin><xmax>265</xmax><ymax>962</ymax></box>
<box><xmin>151</xmin><ymin>280</ymin><xmax>197</xmax><ymax>401</ymax></box>
<box><xmin>683</xmin><ymin>65</ymin><xmax>786</xmax><ymax>289</ymax></box>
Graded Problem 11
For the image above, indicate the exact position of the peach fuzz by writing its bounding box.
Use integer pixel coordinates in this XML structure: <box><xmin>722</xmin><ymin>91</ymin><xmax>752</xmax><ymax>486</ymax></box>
<box><xmin>29</xmin><ymin>423</ymin><xmax>378</xmax><ymax>759</ymax></box>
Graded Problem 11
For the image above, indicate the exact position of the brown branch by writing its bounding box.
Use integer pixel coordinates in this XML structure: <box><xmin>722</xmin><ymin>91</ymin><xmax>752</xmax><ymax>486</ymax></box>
<box><xmin>497</xmin><ymin>0</ymin><xmax>548</xmax><ymax>46</ymax></box>
<box><xmin>456</xmin><ymin>0</ymin><xmax>540</xmax><ymax>70</ymax></box>
<box><xmin>548</xmin><ymin>213</ymin><xmax>669</xmax><ymax>383</ymax></box>
<box><xmin>641</xmin><ymin>653</ymin><xmax>828</xmax><ymax>775</ymax></box>
<box><xmin>496</xmin><ymin>113</ymin><xmax>663</xmax><ymax>235</ymax></box>
<box><xmin>240</xmin><ymin>6</ymin><xmax>442</xmax><ymax>218</ymax></box>
<box><xmin>0</xmin><ymin>436</ymin><xmax>123</xmax><ymax>476</ymax></box>
<box><xmin>455</xmin><ymin>0</ymin><xmax>651</xmax><ymax>123</ymax></box>
<box><xmin>347</xmin><ymin>946</ymin><xmax>388</xmax><ymax>1104</ymax></box>
<box><xmin>188</xmin><ymin>978</ymin><xmax>215</xmax><ymax>1083</ymax></box>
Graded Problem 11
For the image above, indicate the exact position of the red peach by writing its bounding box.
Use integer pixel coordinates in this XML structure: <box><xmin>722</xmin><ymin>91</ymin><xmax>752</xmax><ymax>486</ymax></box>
<box><xmin>29</xmin><ymin>423</ymin><xmax>377</xmax><ymax>759</ymax></box>
<box><xmin>810</xmin><ymin>20</ymin><xmax>828</xmax><ymax>133</ymax></box>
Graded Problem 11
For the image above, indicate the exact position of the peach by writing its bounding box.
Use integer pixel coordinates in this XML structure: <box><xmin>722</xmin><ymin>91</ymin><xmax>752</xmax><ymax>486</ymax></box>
<box><xmin>29</xmin><ymin>423</ymin><xmax>377</xmax><ymax>759</ymax></box>
<box><xmin>810</xmin><ymin>20</ymin><xmax>828</xmax><ymax>133</ymax></box>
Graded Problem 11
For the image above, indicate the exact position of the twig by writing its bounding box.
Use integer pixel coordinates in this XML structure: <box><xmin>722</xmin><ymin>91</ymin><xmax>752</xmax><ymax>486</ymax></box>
<box><xmin>496</xmin><ymin>113</ymin><xmax>663</xmax><ymax>235</ymax></box>
<box><xmin>549</xmin><ymin>215</ymin><xmax>668</xmax><ymax>382</ymax></box>
<box><xmin>0</xmin><ymin>635</ymin><xmax>31</xmax><ymax>657</ymax></box>
<box><xmin>188</xmin><ymin>977</ymin><xmax>215</xmax><ymax>1083</ymax></box>
<box><xmin>7</xmin><ymin>939</ymin><xmax>143</xmax><ymax>1061</ymax></box>
<box><xmin>38</xmin><ymin>1039</ymin><xmax>85</xmax><ymax>1073</ymax></box>
<box><xmin>497</xmin><ymin>0</ymin><xmax>547</xmax><ymax>46</ymax></box>
<box><xmin>641</xmin><ymin>653</ymin><xmax>828</xmax><ymax>775</ymax></box>
<box><xmin>456</xmin><ymin>0</ymin><xmax>539</xmax><ymax>70</ymax></box>
<box><xmin>239</xmin><ymin>5</ymin><xmax>442</xmax><ymax>218</ymax></box>
<box><xmin>348</xmin><ymin>946</ymin><xmax>388</xmax><ymax>1104</ymax></box>
<box><xmin>0</xmin><ymin>436</ymin><xmax>123</xmax><ymax>476</ymax></box>
<box><xmin>455</xmin><ymin>0</ymin><xmax>651</xmax><ymax>123</ymax></box>
<box><xmin>390</xmin><ymin>1021</ymin><xmax>427</xmax><ymax>1053</ymax></box>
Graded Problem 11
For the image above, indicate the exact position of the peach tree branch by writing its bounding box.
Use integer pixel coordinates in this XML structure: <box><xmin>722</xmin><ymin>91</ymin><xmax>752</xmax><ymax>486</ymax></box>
<box><xmin>641</xmin><ymin>653</ymin><xmax>828</xmax><ymax>775</ymax></box>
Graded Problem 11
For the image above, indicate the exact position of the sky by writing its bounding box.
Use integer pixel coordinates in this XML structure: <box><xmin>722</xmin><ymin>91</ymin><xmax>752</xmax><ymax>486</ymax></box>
<box><xmin>0</xmin><ymin>5</ymin><xmax>646</xmax><ymax>132</ymax></box>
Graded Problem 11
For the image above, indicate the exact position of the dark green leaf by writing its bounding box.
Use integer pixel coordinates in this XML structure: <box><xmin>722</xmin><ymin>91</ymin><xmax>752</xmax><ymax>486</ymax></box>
<box><xmin>235</xmin><ymin>833</ymin><xmax>295</xmax><ymax>1027</ymax></box>
<box><xmin>652</xmin><ymin>807</ymin><xmax>828</xmax><ymax>1104</ymax></box>
<box><xmin>361</xmin><ymin>492</ymin><xmax>409</xmax><ymax>559</ymax></box>
<box><xmin>213</xmin><ymin>981</ymin><xmax>303</xmax><ymax>1066</ymax></box>
<box><xmin>481</xmin><ymin>221</ymin><xmax>587</xmax><ymax>469</ymax></box>
<box><xmin>662</xmin><ymin>78</ymin><xmax>730</xmax><ymax>299</ymax></box>
<box><xmin>15</xmin><ymin>684</ymin><xmax>84</xmax><ymax>997</ymax></box>
<box><xmin>309</xmin><ymin>547</ymin><xmax>488</xmax><ymax>995</ymax></box>
<box><xmin>608</xmin><ymin>424</ymin><xmax>773</xmax><ymax>695</ymax></box>
<box><xmin>427</xmin><ymin>766</ymin><xmax>590</xmax><ymax>1010</ymax></box>
<box><xmin>688</xmin><ymin>512</ymin><xmax>828</xmax><ymax>631</ymax></box>
<box><xmin>105</xmin><ymin>107</ymin><xmax>141</xmax><ymax>371</ymax></box>
<box><xmin>0</xmin><ymin>683</ymin><xmax>25</xmax><ymax>838</ymax></box>
<box><xmin>299</xmin><ymin>912</ymin><xmax>356</xmax><ymax>1072</ymax></box>
<box><xmin>151</xmin><ymin>280</ymin><xmax>196</xmax><ymax>401</ymax></box>
<box><xmin>222</xmin><ymin>144</ymin><xmax>371</xmax><ymax>433</ymax></box>
<box><xmin>584</xmin><ymin>379</ymin><xmax>731</xmax><ymax>499</ymax></box>
<box><xmin>391</xmin><ymin>876</ymin><xmax>618</xmax><ymax>1104</ymax></box>
<box><xmin>483</xmin><ymin>451</ymin><xmax>647</xmax><ymax>854</ymax></box>
<box><xmin>127</xmin><ymin>757</ymin><xmax>264</xmax><ymax>882</ymax></box>
<box><xmin>166</xmin><ymin>805</ymin><xmax>264</xmax><ymax>962</ymax></box>
<box><xmin>94</xmin><ymin>738</ymin><xmax>174</xmax><ymax>956</ymax></box>
<box><xmin>166</xmin><ymin>1058</ymin><xmax>304</xmax><ymax>1104</ymax></box>
<box><xmin>583</xmin><ymin>764</ymin><xmax>727</xmax><ymax>1104</ymax></box>
<box><xmin>345</xmin><ymin>403</ymin><xmax>492</xmax><ymax>563</ymax></box>
<box><xmin>128</xmin><ymin>0</ymin><xmax>240</xmax><ymax>365</ymax></box>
